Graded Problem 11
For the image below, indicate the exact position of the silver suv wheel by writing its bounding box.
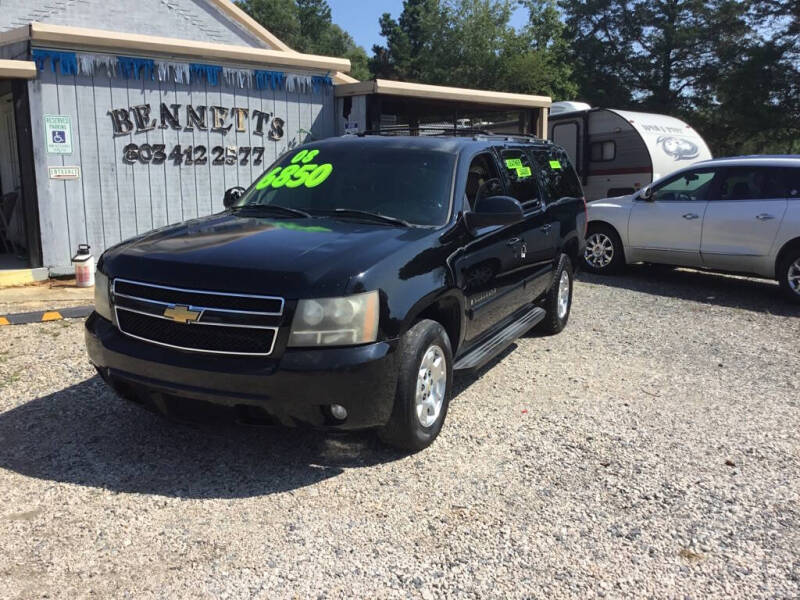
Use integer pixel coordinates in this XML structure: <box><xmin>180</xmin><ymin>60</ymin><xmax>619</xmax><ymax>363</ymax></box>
<box><xmin>415</xmin><ymin>345</ymin><xmax>446</xmax><ymax>428</ymax></box>
<box><xmin>585</xmin><ymin>232</ymin><xmax>614</xmax><ymax>269</ymax></box>
<box><xmin>788</xmin><ymin>258</ymin><xmax>800</xmax><ymax>295</ymax></box>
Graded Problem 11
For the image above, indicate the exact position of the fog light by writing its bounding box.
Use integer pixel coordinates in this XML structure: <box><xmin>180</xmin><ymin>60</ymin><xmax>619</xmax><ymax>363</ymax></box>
<box><xmin>330</xmin><ymin>404</ymin><xmax>348</xmax><ymax>420</ymax></box>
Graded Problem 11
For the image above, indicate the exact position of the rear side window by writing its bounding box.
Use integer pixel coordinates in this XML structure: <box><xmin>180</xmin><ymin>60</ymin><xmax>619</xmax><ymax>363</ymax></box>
<box><xmin>784</xmin><ymin>168</ymin><xmax>800</xmax><ymax>197</ymax></box>
<box><xmin>498</xmin><ymin>148</ymin><xmax>543</xmax><ymax>209</ymax></box>
<box><xmin>717</xmin><ymin>167</ymin><xmax>785</xmax><ymax>201</ymax></box>
<box><xmin>530</xmin><ymin>148</ymin><xmax>582</xmax><ymax>202</ymax></box>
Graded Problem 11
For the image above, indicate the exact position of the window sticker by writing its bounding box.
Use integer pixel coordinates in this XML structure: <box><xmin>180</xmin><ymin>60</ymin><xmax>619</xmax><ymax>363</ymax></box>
<box><xmin>517</xmin><ymin>166</ymin><xmax>532</xmax><ymax>178</ymax></box>
<box><xmin>255</xmin><ymin>148</ymin><xmax>333</xmax><ymax>190</ymax></box>
<box><xmin>505</xmin><ymin>158</ymin><xmax>523</xmax><ymax>169</ymax></box>
<box><xmin>549</xmin><ymin>160</ymin><xmax>562</xmax><ymax>170</ymax></box>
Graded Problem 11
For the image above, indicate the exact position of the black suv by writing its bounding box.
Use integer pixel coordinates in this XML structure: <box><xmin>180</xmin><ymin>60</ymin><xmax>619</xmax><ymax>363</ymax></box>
<box><xmin>86</xmin><ymin>134</ymin><xmax>586</xmax><ymax>450</ymax></box>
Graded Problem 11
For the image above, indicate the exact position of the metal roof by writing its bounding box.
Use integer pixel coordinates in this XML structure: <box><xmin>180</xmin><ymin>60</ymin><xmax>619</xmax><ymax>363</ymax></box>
<box><xmin>334</xmin><ymin>79</ymin><xmax>551</xmax><ymax>109</ymax></box>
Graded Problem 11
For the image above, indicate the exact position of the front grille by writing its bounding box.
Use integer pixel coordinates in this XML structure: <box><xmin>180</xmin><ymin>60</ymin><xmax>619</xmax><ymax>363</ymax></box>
<box><xmin>112</xmin><ymin>278</ymin><xmax>283</xmax><ymax>356</ymax></box>
<box><xmin>114</xmin><ymin>279</ymin><xmax>283</xmax><ymax>314</ymax></box>
<box><xmin>116</xmin><ymin>310</ymin><xmax>275</xmax><ymax>355</ymax></box>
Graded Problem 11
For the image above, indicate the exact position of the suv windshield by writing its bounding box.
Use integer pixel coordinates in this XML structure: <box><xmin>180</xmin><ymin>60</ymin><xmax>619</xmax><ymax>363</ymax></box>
<box><xmin>235</xmin><ymin>144</ymin><xmax>456</xmax><ymax>226</ymax></box>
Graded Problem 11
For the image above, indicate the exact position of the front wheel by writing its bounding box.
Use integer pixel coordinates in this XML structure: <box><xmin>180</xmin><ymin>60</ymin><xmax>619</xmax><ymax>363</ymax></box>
<box><xmin>378</xmin><ymin>319</ymin><xmax>453</xmax><ymax>452</ymax></box>
<box><xmin>538</xmin><ymin>254</ymin><xmax>573</xmax><ymax>335</ymax></box>
<box><xmin>778</xmin><ymin>250</ymin><xmax>800</xmax><ymax>304</ymax></box>
<box><xmin>584</xmin><ymin>224</ymin><xmax>625</xmax><ymax>274</ymax></box>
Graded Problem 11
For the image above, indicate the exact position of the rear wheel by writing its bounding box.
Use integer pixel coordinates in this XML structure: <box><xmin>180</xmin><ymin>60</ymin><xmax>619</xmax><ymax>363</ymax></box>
<box><xmin>584</xmin><ymin>224</ymin><xmax>625</xmax><ymax>274</ymax></box>
<box><xmin>378</xmin><ymin>319</ymin><xmax>453</xmax><ymax>452</ymax></box>
<box><xmin>778</xmin><ymin>249</ymin><xmax>800</xmax><ymax>304</ymax></box>
<box><xmin>538</xmin><ymin>254</ymin><xmax>573</xmax><ymax>335</ymax></box>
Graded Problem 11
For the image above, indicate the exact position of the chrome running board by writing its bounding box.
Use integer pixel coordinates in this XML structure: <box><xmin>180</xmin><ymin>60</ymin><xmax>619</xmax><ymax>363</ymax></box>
<box><xmin>454</xmin><ymin>306</ymin><xmax>546</xmax><ymax>371</ymax></box>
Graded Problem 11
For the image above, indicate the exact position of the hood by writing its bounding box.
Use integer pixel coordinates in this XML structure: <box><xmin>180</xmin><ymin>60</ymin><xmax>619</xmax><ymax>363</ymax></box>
<box><xmin>101</xmin><ymin>212</ymin><xmax>433</xmax><ymax>297</ymax></box>
<box><xmin>588</xmin><ymin>194</ymin><xmax>635</xmax><ymax>209</ymax></box>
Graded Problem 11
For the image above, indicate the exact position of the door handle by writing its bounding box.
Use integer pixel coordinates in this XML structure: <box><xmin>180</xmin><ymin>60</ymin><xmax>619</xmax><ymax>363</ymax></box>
<box><xmin>540</xmin><ymin>224</ymin><xmax>552</xmax><ymax>233</ymax></box>
<box><xmin>682</xmin><ymin>213</ymin><xmax>700</xmax><ymax>220</ymax></box>
<box><xmin>756</xmin><ymin>213</ymin><xmax>775</xmax><ymax>221</ymax></box>
<box><xmin>506</xmin><ymin>237</ymin><xmax>521</xmax><ymax>246</ymax></box>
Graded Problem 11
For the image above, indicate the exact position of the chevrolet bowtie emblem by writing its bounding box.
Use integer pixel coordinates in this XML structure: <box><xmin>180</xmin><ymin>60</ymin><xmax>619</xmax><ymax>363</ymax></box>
<box><xmin>163</xmin><ymin>305</ymin><xmax>201</xmax><ymax>324</ymax></box>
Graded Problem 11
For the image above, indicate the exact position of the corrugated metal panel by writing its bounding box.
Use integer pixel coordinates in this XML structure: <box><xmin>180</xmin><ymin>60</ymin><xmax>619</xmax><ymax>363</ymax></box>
<box><xmin>29</xmin><ymin>59</ymin><xmax>335</xmax><ymax>269</ymax></box>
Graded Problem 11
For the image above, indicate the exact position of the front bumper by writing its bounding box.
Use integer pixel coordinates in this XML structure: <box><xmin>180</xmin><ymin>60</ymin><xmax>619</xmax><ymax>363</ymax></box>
<box><xmin>85</xmin><ymin>312</ymin><xmax>400</xmax><ymax>430</ymax></box>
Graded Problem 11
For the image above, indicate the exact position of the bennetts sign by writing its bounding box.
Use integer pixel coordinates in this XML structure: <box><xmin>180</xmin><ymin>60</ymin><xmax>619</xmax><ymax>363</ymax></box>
<box><xmin>109</xmin><ymin>103</ymin><xmax>285</xmax><ymax>140</ymax></box>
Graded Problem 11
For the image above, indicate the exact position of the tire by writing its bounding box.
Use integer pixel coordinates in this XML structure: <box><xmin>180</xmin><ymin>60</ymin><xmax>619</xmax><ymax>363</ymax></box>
<box><xmin>378</xmin><ymin>319</ymin><xmax>454</xmax><ymax>452</ymax></box>
<box><xmin>583</xmin><ymin>223</ymin><xmax>625</xmax><ymax>274</ymax></box>
<box><xmin>538</xmin><ymin>254</ymin><xmax>573</xmax><ymax>335</ymax></box>
<box><xmin>778</xmin><ymin>248</ymin><xmax>800</xmax><ymax>304</ymax></box>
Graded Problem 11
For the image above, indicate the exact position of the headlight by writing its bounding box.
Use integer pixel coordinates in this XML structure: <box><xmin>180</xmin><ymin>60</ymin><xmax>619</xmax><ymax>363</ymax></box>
<box><xmin>94</xmin><ymin>270</ymin><xmax>113</xmax><ymax>322</ymax></box>
<box><xmin>288</xmin><ymin>291</ymin><xmax>379</xmax><ymax>347</ymax></box>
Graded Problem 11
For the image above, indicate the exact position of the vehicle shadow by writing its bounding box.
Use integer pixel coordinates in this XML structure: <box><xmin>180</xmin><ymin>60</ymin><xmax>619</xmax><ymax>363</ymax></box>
<box><xmin>578</xmin><ymin>265</ymin><xmax>799</xmax><ymax>316</ymax></box>
<box><xmin>0</xmin><ymin>376</ymin><xmax>405</xmax><ymax>500</ymax></box>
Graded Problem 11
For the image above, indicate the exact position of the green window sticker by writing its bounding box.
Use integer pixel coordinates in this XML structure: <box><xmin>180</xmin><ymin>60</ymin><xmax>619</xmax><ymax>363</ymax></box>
<box><xmin>255</xmin><ymin>149</ymin><xmax>333</xmax><ymax>190</ymax></box>
<box><xmin>505</xmin><ymin>158</ymin><xmax>523</xmax><ymax>169</ymax></box>
<box><xmin>517</xmin><ymin>166</ymin><xmax>532</xmax><ymax>178</ymax></box>
<box><xmin>549</xmin><ymin>160</ymin><xmax>562</xmax><ymax>170</ymax></box>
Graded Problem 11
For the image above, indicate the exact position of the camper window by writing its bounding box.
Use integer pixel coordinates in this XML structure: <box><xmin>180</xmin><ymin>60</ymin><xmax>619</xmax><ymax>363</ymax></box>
<box><xmin>590</xmin><ymin>141</ymin><xmax>616</xmax><ymax>162</ymax></box>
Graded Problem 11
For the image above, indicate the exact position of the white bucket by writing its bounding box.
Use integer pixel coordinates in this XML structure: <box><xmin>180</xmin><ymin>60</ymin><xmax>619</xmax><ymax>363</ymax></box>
<box><xmin>72</xmin><ymin>244</ymin><xmax>95</xmax><ymax>287</ymax></box>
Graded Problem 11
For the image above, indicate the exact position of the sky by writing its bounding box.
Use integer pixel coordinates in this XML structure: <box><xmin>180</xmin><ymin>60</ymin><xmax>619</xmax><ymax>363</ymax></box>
<box><xmin>328</xmin><ymin>0</ymin><xmax>528</xmax><ymax>53</ymax></box>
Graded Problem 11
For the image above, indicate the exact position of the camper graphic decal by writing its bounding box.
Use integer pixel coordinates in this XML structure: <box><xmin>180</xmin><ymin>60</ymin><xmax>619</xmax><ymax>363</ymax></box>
<box><xmin>657</xmin><ymin>136</ymin><xmax>699</xmax><ymax>161</ymax></box>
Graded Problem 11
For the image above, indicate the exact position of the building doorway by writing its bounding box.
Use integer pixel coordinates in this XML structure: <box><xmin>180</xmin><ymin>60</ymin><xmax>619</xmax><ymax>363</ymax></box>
<box><xmin>0</xmin><ymin>80</ymin><xmax>38</xmax><ymax>271</ymax></box>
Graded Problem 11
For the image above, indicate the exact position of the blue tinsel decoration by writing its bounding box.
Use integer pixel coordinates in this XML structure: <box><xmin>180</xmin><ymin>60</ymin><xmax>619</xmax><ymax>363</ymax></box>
<box><xmin>254</xmin><ymin>70</ymin><xmax>286</xmax><ymax>91</ymax></box>
<box><xmin>32</xmin><ymin>49</ymin><xmax>78</xmax><ymax>76</ymax></box>
<box><xmin>190</xmin><ymin>64</ymin><xmax>223</xmax><ymax>86</ymax></box>
<box><xmin>116</xmin><ymin>56</ymin><xmax>155</xmax><ymax>80</ymax></box>
<box><xmin>311</xmin><ymin>75</ymin><xmax>333</xmax><ymax>94</ymax></box>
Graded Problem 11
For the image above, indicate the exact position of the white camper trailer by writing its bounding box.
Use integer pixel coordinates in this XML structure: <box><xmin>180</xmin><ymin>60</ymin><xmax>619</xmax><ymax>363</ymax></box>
<box><xmin>548</xmin><ymin>102</ymin><xmax>713</xmax><ymax>200</ymax></box>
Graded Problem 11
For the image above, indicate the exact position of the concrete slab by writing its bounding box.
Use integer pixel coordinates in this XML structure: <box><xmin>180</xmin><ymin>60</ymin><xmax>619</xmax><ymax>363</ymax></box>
<box><xmin>0</xmin><ymin>278</ymin><xmax>94</xmax><ymax>314</ymax></box>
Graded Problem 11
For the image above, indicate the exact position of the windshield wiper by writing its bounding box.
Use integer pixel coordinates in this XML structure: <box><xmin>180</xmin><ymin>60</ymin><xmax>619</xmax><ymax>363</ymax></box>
<box><xmin>312</xmin><ymin>208</ymin><xmax>411</xmax><ymax>227</ymax></box>
<box><xmin>231</xmin><ymin>204</ymin><xmax>311</xmax><ymax>218</ymax></box>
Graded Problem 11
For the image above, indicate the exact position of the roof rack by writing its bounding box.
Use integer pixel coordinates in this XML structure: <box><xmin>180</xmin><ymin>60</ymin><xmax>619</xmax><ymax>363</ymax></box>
<box><xmin>360</xmin><ymin>127</ymin><xmax>547</xmax><ymax>144</ymax></box>
<box><xmin>360</xmin><ymin>126</ymin><xmax>493</xmax><ymax>137</ymax></box>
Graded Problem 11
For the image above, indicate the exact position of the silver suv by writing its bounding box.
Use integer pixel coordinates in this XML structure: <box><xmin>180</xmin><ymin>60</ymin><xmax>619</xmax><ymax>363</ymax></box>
<box><xmin>583</xmin><ymin>156</ymin><xmax>800</xmax><ymax>303</ymax></box>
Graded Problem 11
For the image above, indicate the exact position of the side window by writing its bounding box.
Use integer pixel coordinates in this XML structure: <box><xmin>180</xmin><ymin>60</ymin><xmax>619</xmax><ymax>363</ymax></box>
<box><xmin>498</xmin><ymin>147</ymin><xmax>543</xmax><ymax>209</ymax></box>
<box><xmin>464</xmin><ymin>153</ymin><xmax>503</xmax><ymax>211</ymax></box>
<box><xmin>717</xmin><ymin>167</ymin><xmax>785</xmax><ymax>201</ymax></box>
<box><xmin>590</xmin><ymin>141</ymin><xmax>615</xmax><ymax>162</ymax></box>
<box><xmin>530</xmin><ymin>148</ymin><xmax>582</xmax><ymax>203</ymax></box>
<box><xmin>651</xmin><ymin>169</ymin><xmax>715</xmax><ymax>202</ymax></box>
<box><xmin>786</xmin><ymin>168</ymin><xmax>800</xmax><ymax>198</ymax></box>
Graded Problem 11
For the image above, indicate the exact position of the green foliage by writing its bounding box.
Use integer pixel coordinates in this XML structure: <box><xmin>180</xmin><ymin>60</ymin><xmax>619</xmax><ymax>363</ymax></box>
<box><xmin>370</xmin><ymin>0</ymin><xmax>577</xmax><ymax>99</ymax></box>
<box><xmin>560</xmin><ymin>0</ymin><xmax>799</xmax><ymax>155</ymax></box>
<box><xmin>236</xmin><ymin>0</ymin><xmax>370</xmax><ymax>80</ymax></box>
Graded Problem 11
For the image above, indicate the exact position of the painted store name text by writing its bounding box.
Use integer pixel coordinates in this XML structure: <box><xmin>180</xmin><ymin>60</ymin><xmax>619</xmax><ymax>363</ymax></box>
<box><xmin>109</xmin><ymin>104</ymin><xmax>285</xmax><ymax>140</ymax></box>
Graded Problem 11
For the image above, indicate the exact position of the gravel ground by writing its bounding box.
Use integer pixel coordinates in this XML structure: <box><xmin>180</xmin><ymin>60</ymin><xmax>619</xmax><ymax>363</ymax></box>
<box><xmin>0</xmin><ymin>266</ymin><xmax>798</xmax><ymax>599</ymax></box>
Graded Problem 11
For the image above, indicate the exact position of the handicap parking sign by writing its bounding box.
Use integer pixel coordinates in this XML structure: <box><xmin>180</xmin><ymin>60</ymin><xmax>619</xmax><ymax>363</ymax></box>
<box><xmin>44</xmin><ymin>115</ymin><xmax>73</xmax><ymax>154</ymax></box>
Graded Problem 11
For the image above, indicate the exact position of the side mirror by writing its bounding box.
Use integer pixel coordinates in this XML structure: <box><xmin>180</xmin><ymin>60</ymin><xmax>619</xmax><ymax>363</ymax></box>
<box><xmin>640</xmin><ymin>185</ymin><xmax>654</xmax><ymax>201</ymax></box>
<box><xmin>223</xmin><ymin>186</ymin><xmax>246</xmax><ymax>208</ymax></box>
<box><xmin>465</xmin><ymin>195</ymin><xmax>524</xmax><ymax>231</ymax></box>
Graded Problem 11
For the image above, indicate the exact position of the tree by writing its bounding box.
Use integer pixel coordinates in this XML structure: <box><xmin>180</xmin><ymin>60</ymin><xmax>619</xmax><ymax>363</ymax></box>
<box><xmin>560</xmin><ymin>0</ymin><xmax>799</xmax><ymax>154</ymax></box>
<box><xmin>236</xmin><ymin>0</ymin><xmax>371</xmax><ymax>80</ymax></box>
<box><xmin>370</xmin><ymin>0</ymin><xmax>577</xmax><ymax>99</ymax></box>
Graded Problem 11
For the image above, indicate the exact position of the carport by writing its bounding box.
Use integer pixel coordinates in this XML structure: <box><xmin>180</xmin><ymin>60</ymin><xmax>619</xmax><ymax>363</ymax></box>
<box><xmin>333</xmin><ymin>79</ymin><xmax>551</xmax><ymax>138</ymax></box>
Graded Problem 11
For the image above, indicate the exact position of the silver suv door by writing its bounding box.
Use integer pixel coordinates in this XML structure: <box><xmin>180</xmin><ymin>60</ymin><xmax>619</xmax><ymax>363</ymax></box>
<box><xmin>628</xmin><ymin>168</ymin><xmax>717</xmax><ymax>267</ymax></box>
<box><xmin>700</xmin><ymin>166</ymin><xmax>788</xmax><ymax>274</ymax></box>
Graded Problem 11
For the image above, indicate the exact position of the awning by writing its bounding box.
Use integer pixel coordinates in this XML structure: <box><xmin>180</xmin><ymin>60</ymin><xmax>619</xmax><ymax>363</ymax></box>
<box><xmin>0</xmin><ymin>59</ymin><xmax>37</xmax><ymax>79</ymax></box>
<box><xmin>334</xmin><ymin>79</ymin><xmax>551</xmax><ymax>109</ymax></box>
<box><xmin>0</xmin><ymin>22</ymin><xmax>350</xmax><ymax>74</ymax></box>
